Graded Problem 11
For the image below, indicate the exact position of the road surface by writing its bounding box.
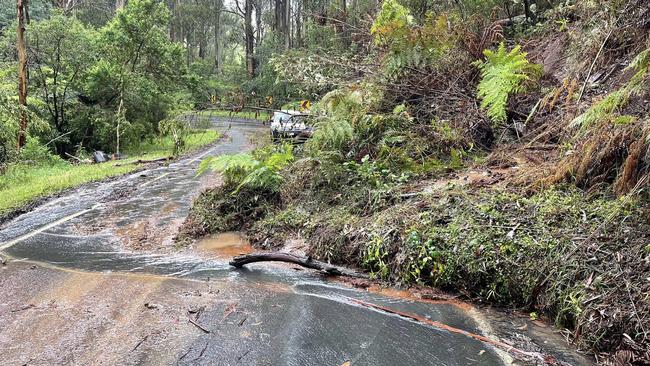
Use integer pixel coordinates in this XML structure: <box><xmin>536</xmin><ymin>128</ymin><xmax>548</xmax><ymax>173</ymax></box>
<box><xmin>0</xmin><ymin>118</ymin><xmax>590</xmax><ymax>366</ymax></box>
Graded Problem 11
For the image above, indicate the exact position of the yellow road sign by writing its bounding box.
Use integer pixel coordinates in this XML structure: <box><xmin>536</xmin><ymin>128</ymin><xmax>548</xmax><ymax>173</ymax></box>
<box><xmin>300</xmin><ymin>100</ymin><xmax>312</xmax><ymax>111</ymax></box>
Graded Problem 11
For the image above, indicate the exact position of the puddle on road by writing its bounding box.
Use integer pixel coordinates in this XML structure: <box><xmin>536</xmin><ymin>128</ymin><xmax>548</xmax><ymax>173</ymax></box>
<box><xmin>196</xmin><ymin>232</ymin><xmax>254</xmax><ymax>258</ymax></box>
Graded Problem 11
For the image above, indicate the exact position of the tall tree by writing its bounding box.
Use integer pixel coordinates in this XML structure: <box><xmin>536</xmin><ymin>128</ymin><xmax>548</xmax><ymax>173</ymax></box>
<box><xmin>213</xmin><ymin>0</ymin><xmax>223</xmax><ymax>70</ymax></box>
<box><xmin>16</xmin><ymin>0</ymin><xmax>29</xmax><ymax>150</ymax></box>
<box><xmin>241</xmin><ymin>0</ymin><xmax>255</xmax><ymax>77</ymax></box>
<box><xmin>283</xmin><ymin>0</ymin><xmax>290</xmax><ymax>48</ymax></box>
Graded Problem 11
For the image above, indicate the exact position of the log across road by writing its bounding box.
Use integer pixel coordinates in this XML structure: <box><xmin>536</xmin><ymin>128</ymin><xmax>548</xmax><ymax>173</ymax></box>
<box><xmin>0</xmin><ymin>118</ymin><xmax>591</xmax><ymax>365</ymax></box>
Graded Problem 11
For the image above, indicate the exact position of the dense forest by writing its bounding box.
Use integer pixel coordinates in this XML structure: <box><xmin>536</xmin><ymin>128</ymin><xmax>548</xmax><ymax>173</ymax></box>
<box><xmin>1</xmin><ymin>0</ymin><xmax>649</xmax><ymax>364</ymax></box>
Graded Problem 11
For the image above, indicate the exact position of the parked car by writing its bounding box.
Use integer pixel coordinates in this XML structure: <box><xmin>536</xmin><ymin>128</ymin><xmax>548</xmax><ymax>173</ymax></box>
<box><xmin>269</xmin><ymin>110</ymin><xmax>313</xmax><ymax>143</ymax></box>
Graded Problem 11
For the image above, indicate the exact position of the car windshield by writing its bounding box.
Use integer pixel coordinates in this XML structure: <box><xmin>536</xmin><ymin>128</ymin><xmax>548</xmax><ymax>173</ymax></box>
<box><xmin>273</xmin><ymin>113</ymin><xmax>293</xmax><ymax>123</ymax></box>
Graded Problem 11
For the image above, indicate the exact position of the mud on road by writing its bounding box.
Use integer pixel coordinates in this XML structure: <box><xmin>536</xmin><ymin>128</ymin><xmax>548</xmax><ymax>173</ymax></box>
<box><xmin>0</xmin><ymin>119</ymin><xmax>592</xmax><ymax>366</ymax></box>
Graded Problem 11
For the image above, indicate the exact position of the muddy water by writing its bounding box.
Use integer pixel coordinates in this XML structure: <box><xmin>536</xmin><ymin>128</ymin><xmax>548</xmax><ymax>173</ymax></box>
<box><xmin>196</xmin><ymin>232</ymin><xmax>254</xmax><ymax>258</ymax></box>
<box><xmin>0</xmin><ymin>118</ymin><xmax>592</xmax><ymax>365</ymax></box>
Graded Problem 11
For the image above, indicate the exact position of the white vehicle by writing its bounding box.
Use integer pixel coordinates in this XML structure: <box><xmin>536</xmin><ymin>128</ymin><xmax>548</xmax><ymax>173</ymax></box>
<box><xmin>269</xmin><ymin>110</ymin><xmax>312</xmax><ymax>142</ymax></box>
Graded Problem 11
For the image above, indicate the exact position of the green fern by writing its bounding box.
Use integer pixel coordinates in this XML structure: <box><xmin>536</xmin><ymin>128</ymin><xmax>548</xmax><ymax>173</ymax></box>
<box><xmin>198</xmin><ymin>146</ymin><xmax>293</xmax><ymax>192</ymax></box>
<box><xmin>307</xmin><ymin>117</ymin><xmax>354</xmax><ymax>154</ymax></box>
<box><xmin>474</xmin><ymin>43</ymin><xmax>541</xmax><ymax>124</ymax></box>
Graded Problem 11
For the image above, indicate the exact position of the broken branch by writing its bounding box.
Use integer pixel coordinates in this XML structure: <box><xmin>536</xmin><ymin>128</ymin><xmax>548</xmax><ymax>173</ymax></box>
<box><xmin>229</xmin><ymin>252</ymin><xmax>368</xmax><ymax>278</ymax></box>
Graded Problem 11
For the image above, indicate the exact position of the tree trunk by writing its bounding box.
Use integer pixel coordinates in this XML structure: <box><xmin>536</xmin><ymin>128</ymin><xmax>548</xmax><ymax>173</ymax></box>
<box><xmin>230</xmin><ymin>252</ymin><xmax>368</xmax><ymax>278</ymax></box>
<box><xmin>116</xmin><ymin>96</ymin><xmax>123</xmax><ymax>156</ymax></box>
<box><xmin>274</xmin><ymin>0</ymin><xmax>280</xmax><ymax>33</ymax></box>
<box><xmin>168</xmin><ymin>0</ymin><xmax>176</xmax><ymax>41</ymax></box>
<box><xmin>115</xmin><ymin>0</ymin><xmax>125</xmax><ymax>10</ymax></box>
<box><xmin>213</xmin><ymin>0</ymin><xmax>222</xmax><ymax>71</ymax></box>
<box><xmin>295</xmin><ymin>0</ymin><xmax>302</xmax><ymax>47</ymax></box>
<box><xmin>341</xmin><ymin>0</ymin><xmax>350</xmax><ymax>47</ymax></box>
<box><xmin>255</xmin><ymin>0</ymin><xmax>263</xmax><ymax>48</ymax></box>
<box><xmin>284</xmin><ymin>0</ymin><xmax>290</xmax><ymax>49</ymax></box>
<box><xmin>523</xmin><ymin>0</ymin><xmax>537</xmax><ymax>24</ymax></box>
<box><xmin>245</xmin><ymin>0</ymin><xmax>255</xmax><ymax>77</ymax></box>
<box><xmin>199</xmin><ymin>26</ymin><xmax>206</xmax><ymax>60</ymax></box>
<box><xmin>16</xmin><ymin>0</ymin><xmax>29</xmax><ymax>150</ymax></box>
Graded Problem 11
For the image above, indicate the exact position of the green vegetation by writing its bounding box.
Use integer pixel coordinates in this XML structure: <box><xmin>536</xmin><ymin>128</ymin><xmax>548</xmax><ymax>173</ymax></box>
<box><xmin>571</xmin><ymin>48</ymin><xmax>650</xmax><ymax>129</ymax></box>
<box><xmin>181</xmin><ymin>0</ymin><xmax>650</xmax><ymax>363</ymax></box>
<box><xmin>474</xmin><ymin>43</ymin><xmax>542</xmax><ymax>124</ymax></box>
<box><xmin>198</xmin><ymin>144</ymin><xmax>293</xmax><ymax>192</ymax></box>
<box><xmin>2</xmin><ymin>0</ymin><xmax>649</xmax><ymax>363</ymax></box>
<box><xmin>0</xmin><ymin>130</ymin><xmax>218</xmax><ymax>214</ymax></box>
<box><xmin>196</xmin><ymin>109</ymin><xmax>270</xmax><ymax>122</ymax></box>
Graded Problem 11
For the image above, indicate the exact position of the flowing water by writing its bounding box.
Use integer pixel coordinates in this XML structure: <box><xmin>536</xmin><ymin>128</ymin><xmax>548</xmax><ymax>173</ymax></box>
<box><xmin>0</xmin><ymin>118</ymin><xmax>591</xmax><ymax>365</ymax></box>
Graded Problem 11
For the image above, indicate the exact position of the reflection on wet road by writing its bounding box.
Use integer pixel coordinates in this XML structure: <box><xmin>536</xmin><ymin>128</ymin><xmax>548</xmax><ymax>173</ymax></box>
<box><xmin>0</xmin><ymin>119</ymin><xmax>589</xmax><ymax>365</ymax></box>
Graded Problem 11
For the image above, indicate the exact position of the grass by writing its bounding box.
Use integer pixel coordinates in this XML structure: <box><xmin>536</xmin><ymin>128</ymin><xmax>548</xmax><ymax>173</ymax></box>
<box><xmin>0</xmin><ymin>130</ymin><xmax>220</xmax><ymax>215</ymax></box>
<box><xmin>197</xmin><ymin>108</ymin><xmax>271</xmax><ymax>122</ymax></box>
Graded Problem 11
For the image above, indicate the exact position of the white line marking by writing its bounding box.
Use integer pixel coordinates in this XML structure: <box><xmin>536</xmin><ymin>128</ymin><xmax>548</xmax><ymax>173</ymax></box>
<box><xmin>140</xmin><ymin>172</ymin><xmax>171</xmax><ymax>187</ymax></box>
<box><xmin>0</xmin><ymin>204</ymin><xmax>101</xmax><ymax>251</ymax></box>
<box><xmin>189</xmin><ymin>147</ymin><xmax>216</xmax><ymax>164</ymax></box>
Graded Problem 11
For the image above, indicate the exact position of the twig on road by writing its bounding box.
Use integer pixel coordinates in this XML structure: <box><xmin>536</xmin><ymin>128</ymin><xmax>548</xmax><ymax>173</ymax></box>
<box><xmin>132</xmin><ymin>335</ymin><xmax>149</xmax><ymax>352</ymax></box>
<box><xmin>188</xmin><ymin>317</ymin><xmax>211</xmax><ymax>333</ymax></box>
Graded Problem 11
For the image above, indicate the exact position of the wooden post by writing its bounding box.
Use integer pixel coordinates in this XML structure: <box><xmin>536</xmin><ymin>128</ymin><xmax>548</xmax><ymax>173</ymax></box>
<box><xmin>16</xmin><ymin>0</ymin><xmax>29</xmax><ymax>150</ymax></box>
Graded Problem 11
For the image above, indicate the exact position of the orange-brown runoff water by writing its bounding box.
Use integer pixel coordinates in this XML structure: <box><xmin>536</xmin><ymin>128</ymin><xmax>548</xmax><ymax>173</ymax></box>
<box><xmin>365</xmin><ymin>285</ymin><xmax>474</xmax><ymax>311</ymax></box>
<box><xmin>196</xmin><ymin>232</ymin><xmax>254</xmax><ymax>258</ymax></box>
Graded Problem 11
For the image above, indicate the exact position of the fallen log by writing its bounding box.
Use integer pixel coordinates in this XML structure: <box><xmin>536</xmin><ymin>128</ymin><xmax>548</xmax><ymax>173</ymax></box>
<box><xmin>229</xmin><ymin>252</ymin><xmax>368</xmax><ymax>278</ymax></box>
<box><xmin>115</xmin><ymin>157</ymin><xmax>173</xmax><ymax>167</ymax></box>
<box><xmin>133</xmin><ymin>157</ymin><xmax>172</xmax><ymax>164</ymax></box>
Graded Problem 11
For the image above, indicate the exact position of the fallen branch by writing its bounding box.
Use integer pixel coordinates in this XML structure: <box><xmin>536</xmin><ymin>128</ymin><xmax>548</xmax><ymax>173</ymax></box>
<box><xmin>45</xmin><ymin>129</ymin><xmax>75</xmax><ymax>147</ymax></box>
<box><xmin>115</xmin><ymin>157</ymin><xmax>173</xmax><ymax>166</ymax></box>
<box><xmin>230</xmin><ymin>252</ymin><xmax>368</xmax><ymax>278</ymax></box>
<box><xmin>133</xmin><ymin>157</ymin><xmax>172</xmax><ymax>164</ymax></box>
<box><xmin>64</xmin><ymin>152</ymin><xmax>87</xmax><ymax>163</ymax></box>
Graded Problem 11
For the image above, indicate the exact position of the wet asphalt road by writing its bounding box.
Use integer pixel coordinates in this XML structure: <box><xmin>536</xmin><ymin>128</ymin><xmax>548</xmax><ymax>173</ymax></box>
<box><xmin>0</xmin><ymin>118</ymin><xmax>590</xmax><ymax>365</ymax></box>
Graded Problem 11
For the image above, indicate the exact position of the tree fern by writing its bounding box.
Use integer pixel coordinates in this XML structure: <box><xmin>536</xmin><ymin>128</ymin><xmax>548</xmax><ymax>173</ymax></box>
<box><xmin>474</xmin><ymin>43</ymin><xmax>541</xmax><ymax>124</ymax></box>
<box><xmin>198</xmin><ymin>146</ymin><xmax>293</xmax><ymax>192</ymax></box>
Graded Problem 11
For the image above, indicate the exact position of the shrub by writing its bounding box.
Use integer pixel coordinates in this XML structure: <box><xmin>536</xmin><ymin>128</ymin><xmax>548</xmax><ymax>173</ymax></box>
<box><xmin>474</xmin><ymin>43</ymin><xmax>541</xmax><ymax>124</ymax></box>
<box><xmin>159</xmin><ymin>118</ymin><xmax>188</xmax><ymax>157</ymax></box>
<box><xmin>18</xmin><ymin>137</ymin><xmax>63</xmax><ymax>165</ymax></box>
<box><xmin>198</xmin><ymin>145</ymin><xmax>294</xmax><ymax>192</ymax></box>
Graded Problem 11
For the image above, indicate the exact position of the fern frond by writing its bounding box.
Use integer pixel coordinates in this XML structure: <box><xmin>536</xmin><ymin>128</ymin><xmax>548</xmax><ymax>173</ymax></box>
<box><xmin>308</xmin><ymin>118</ymin><xmax>354</xmax><ymax>153</ymax></box>
<box><xmin>238</xmin><ymin>166</ymin><xmax>285</xmax><ymax>191</ymax></box>
<box><xmin>474</xmin><ymin>43</ymin><xmax>541</xmax><ymax>124</ymax></box>
<box><xmin>198</xmin><ymin>149</ymin><xmax>293</xmax><ymax>193</ymax></box>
